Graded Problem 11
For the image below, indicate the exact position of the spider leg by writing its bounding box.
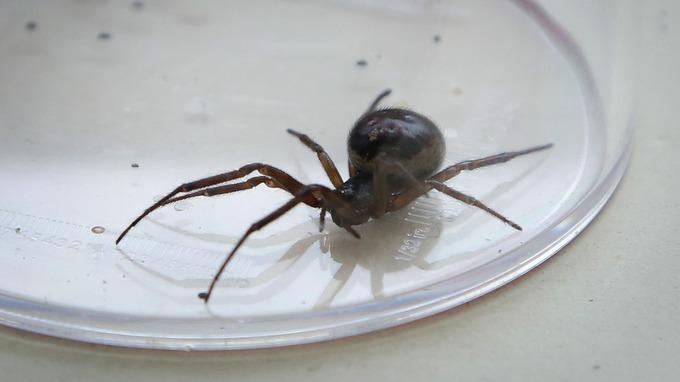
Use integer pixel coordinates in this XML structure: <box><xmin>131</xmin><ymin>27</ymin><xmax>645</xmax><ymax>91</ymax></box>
<box><xmin>383</xmin><ymin>143</ymin><xmax>553</xmax><ymax>225</ymax></box>
<box><xmin>431</xmin><ymin>143</ymin><xmax>553</xmax><ymax>182</ymax></box>
<box><xmin>116</xmin><ymin>163</ymin><xmax>310</xmax><ymax>244</ymax></box>
<box><xmin>161</xmin><ymin>176</ymin><xmax>273</xmax><ymax>205</ymax></box>
<box><xmin>199</xmin><ymin>184</ymin><xmax>338</xmax><ymax>303</ymax></box>
<box><xmin>371</xmin><ymin>156</ymin><xmax>428</xmax><ymax>219</ymax></box>
<box><xmin>386</xmin><ymin>180</ymin><xmax>522</xmax><ymax>230</ymax></box>
<box><xmin>379</xmin><ymin>145</ymin><xmax>537</xmax><ymax>229</ymax></box>
<box><xmin>366</xmin><ymin>89</ymin><xmax>392</xmax><ymax>113</ymax></box>
<box><xmin>286</xmin><ymin>129</ymin><xmax>344</xmax><ymax>188</ymax></box>
<box><xmin>161</xmin><ymin>176</ymin><xmax>320</xmax><ymax>207</ymax></box>
<box><xmin>425</xmin><ymin>180</ymin><xmax>522</xmax><ymax>231</ymax></box>
<box><xmin>307</xmin><ymin>184</ymin><xmax>364</xmax><ymax>238</ymax></box>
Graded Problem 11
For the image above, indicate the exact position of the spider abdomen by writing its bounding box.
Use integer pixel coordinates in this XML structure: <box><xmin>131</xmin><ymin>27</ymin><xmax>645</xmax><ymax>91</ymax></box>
<box><xmin>347</xmin><ymin>108</ymin><xmax>446</xmax><ymax>180</ymax></box>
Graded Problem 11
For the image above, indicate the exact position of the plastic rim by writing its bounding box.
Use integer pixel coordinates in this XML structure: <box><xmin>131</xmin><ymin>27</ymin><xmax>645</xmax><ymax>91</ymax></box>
<box><xmin>0</xmin><ymin>0</ymin><xmax>634</xmax><ymax>350</ymax></box>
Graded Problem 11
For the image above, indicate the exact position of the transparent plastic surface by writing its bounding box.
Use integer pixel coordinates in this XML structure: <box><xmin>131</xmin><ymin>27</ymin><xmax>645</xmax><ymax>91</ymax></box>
<box><xmin>0</xmin><ymin>0</ymin><xmax>636</xmax><ymax>349</ymax></box>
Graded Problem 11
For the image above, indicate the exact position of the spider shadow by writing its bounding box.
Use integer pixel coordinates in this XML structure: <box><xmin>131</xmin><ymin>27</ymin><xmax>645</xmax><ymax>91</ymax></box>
<box><xmin>116</xmin><ymin>198</ymin><xmax>496</xmax><ymax>311</ymax></box>
<box><xmin>116</xmin><ymin>198</ymin><xmax>451</xmax><ymax>310</ymax></box>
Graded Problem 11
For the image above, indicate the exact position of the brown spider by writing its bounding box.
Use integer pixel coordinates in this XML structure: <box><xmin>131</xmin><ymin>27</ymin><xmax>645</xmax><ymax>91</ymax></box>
<box><xmin>116</xmin><ymin>89</ymin><xmax>552</xmax><ymax>303</ymax></box>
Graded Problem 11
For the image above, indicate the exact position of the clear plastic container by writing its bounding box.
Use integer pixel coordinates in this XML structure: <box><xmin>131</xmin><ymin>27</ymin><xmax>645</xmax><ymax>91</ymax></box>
<box><xmin>0</xmin><ymin>0</ymin><xmax>638</xmax><ymax>349</ymax></box>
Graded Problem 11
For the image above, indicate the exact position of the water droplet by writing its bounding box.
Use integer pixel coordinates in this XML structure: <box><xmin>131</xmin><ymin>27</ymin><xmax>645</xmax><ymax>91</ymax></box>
<box><xmin>91</xmin><ymin>226</ymin><xmax>106</xmax><ymax>234</ymax></box>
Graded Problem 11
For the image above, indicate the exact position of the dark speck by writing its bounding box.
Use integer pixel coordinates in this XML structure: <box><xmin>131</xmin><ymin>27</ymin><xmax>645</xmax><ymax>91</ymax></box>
<box><xmin>98</xmin><ymin>32</ymin><xmax>111</xmax><ymax>40</ymax></box>
<box><xmin>433</xmin><ymin>34</ymin><xmax>441</xmax><ymax>43</ymax></box>
<box><xmin>593</xmin><ymin>365</ymin><xmax>601</xmax><ymax>370</ymax></box>
<box><xmin>588</xmin><ymin>298</ymin><xmax>594</xmax><ymax>302</ymax></box>
<box><xmin>131</xmin><ymin>163</ymin><xmax>139</xmax><ymax>168</ymax></box>
<box><xmin>356</xmin><ymin>59</ymin><xmax>368</xmax><ymax>67</ymax></box>
<box><xmin>25</xmin><ymin>21</ymin><xmax>37</xmax><ymax>31</ymax></box>
<box><xmin>198</xmin><ymin>292</ymin><xmax>208</xmax><ymax>300</ymax></box>
<box><xmin>498</xmin><ymin>249</ymin><xmax>502</xmax><ymax>253</ymax></box>
<box><xmin>14</xmin><ymin>228</ymin><xmax>21</xmax><ymax>233</ymax></box>
<box><xmin>131</xmin><ymin>1</ymin><xmax>144</xmax><ymax>10</ymax></box>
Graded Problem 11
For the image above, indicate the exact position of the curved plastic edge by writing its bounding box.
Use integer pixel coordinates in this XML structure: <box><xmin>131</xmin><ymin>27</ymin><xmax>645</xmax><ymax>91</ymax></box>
<box><xmin>0</xmin><ymin>0</ymin><xmax>635</xmax><ymax>350</ymax></box>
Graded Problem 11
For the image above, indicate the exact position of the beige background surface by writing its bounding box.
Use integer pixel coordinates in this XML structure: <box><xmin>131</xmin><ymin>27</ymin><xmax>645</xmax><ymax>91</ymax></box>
<box><xmin>1</xmin><ymin>1</ymin><xmax>678</xmax><ymax>381</ymax></box>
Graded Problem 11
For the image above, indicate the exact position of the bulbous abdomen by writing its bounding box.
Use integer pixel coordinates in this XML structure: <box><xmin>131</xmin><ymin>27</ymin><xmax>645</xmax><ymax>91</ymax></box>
<box><xmin>347</xmin><ymin>108</ymin><xmax>446</xmax><ymax>180</ymax></box>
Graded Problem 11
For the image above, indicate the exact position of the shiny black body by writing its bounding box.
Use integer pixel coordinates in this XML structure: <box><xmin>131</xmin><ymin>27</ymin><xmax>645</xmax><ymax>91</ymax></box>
<box><xmin>333</xmin><ymin>108</ymin><xmax>446</xmax><ymax>226</ymax></box>
<box><xmin>348</xmin><ymin>109</ymin><xmax>446</xmax><ymax>179</ymax></box>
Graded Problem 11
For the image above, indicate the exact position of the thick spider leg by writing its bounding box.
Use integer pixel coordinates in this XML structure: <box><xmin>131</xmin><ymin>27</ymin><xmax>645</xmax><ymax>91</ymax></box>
<box><xmin>426</xmin><ymin>180</ymin><xmax>522</xmax><ymax>231</ymax></box>
<box><xmin>386</xmin><ymin>186</ymin><xmax>424</xmax><ymax>212</ymax></box>
<box><xmin>162</xmin><ymin>176</ymin><xmax>319</xmax><ymax>207</ymax></box>
<box><xmin>162</xmin><ymin>176</ymin><xmax>274</xmax><ymax>205</ymax></box>
<box><xmin>199</xmin><ymin>185</ymin><xmax>331</xmax><ymax>303</ymax></box>
<box><xmin>431</xmin><ymin>143</ymin><xmax>553</xmax><ymax>182</ymax></box>
<box><xmin>372</xmin><ymin>157</ymin><xmax>429</xmax><ymax>219</ymax></box>
<box><xmin>386</xmin><ymin>181</ymin><xmax>521</xmax><ymax>230</ymax></box>
<box><xmin>286</xmin><ymin>129</ymin><xmax>344</xmax><ymax>188</ymax></box>
<box><xmin>366</xmin><ymin>89</ymin><xmax>392</xmax><ymax>113</ymax></box>
<box><xmin>116</xmin><ymin>163</ymin><xmax>307</xmax><ymax>244</ymax></box>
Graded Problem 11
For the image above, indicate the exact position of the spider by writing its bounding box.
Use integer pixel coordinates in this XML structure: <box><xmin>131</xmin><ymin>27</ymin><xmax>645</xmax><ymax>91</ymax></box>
<box><xmin>116</xmin><ymin>89</ymin><xmax>552</xmax><ymax>303</ymax></box>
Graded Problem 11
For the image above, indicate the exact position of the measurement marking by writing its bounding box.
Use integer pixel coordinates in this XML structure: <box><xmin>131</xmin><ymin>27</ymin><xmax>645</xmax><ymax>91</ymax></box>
<box><xmin>406</xmin><ymin>211</ymin><xmax>433</xmax><ymax>220</ymax></box>
<box><xmin>0</xmin><ymin>208</ymin><xmax>257</xmax><ymax>278</ymax></box>
<box><xmin>404</xmin><ymin>217</ymin><xmax>432</xmax><ymax>226</ymax></box>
